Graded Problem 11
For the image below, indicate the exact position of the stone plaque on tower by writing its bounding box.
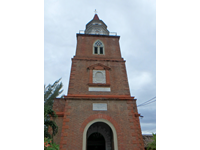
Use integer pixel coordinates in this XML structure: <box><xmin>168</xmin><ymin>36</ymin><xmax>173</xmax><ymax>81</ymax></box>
<box><xmin>93</xmin><ymin>103</ymin><xmax>107</xmax><ymax>111</ymax></box>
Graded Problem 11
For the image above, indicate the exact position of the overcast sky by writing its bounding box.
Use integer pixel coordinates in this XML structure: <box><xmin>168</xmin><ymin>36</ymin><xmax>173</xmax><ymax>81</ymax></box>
<box><xmin>44</xmin><ymin>0</ymin><xmax>156</xmax><ymax>134</ymax></box>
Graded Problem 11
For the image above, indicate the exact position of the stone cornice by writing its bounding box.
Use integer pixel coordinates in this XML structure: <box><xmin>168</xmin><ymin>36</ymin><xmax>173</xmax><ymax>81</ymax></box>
<box><xmin>76</xmin><ymin>33</ymin><xmax>120</xmax><ymax>39</ymax></box>
<box><xmin>72</xmin><ymin>57</ymin><xmax>125</xmax><ymax>62</ymax></box>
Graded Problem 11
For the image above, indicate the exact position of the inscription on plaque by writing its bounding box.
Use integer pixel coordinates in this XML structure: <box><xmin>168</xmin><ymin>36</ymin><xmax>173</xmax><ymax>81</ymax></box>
<box><xmin>93</xmin><ymin>103</ymin><xmax>107</xmax><ymax>111</ymax></box>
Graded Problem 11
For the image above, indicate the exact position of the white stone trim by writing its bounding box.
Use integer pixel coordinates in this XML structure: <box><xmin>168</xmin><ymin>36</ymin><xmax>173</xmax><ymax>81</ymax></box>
<box><xmin>82</xmin><ymin>119</ymin><xmax>118</xmax><ymax>150</ymax></box>
<box><xmin>89</xmin><ymin>87</ymin><xmax>111</xmax><ymax>92</ymax></box>
<box><xmin>93</xmin><ymin>103</ymin><xmax>107</xmax><ymax>111</ymax></box>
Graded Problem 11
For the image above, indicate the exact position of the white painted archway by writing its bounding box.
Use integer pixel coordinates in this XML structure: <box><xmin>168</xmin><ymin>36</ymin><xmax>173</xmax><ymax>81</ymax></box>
<box><xmin>82</xmin><ymin>118</ymin><xmax>118</xmax><ymax>150</ymax></box>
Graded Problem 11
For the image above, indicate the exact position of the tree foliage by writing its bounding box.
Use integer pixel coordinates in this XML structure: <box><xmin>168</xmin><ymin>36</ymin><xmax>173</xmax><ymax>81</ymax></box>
<box><xmin>44</xmin><ymin>137</ymin><xmax>59</xmax><ymax>150</ymax></box>
<box><xmin>147</xmin><ymin>133</ymin><xmax>156</xmax><ymax>150</ymax></box>
<box><xmin>44</xmin><ymin>78</ymin><xmax>63</xmax><ymax>140</ymax></box>
<box><xmin>44</xmin><ymin>107</ymin><xmax>58</xmax><ymax>139</ymax></box>
<box><xmin>44</xmin><ymin>78</ymin><xmax>63</xmax><ymax>109</ymax></box>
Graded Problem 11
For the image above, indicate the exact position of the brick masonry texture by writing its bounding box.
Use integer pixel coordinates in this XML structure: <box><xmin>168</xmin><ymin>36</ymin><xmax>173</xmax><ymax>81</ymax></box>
<box><xmin>75</xmin><ymin>34</ymin><xmax>122</xmax><ymax>59</ymax></box>
<box><xmin>53</xmin><ymin>99</ymin><xmax>144</xmax><ymax>150</ymax></box>
<box><xmin>68</xmin><ymin>59</ymin><xmax>130</xmax><ymax>95</ymax></box>
<box><xmin>53</xmin><ymin>99</ymin><xmax>65</xmax><ymax>112</ymax></box>
<box><xmin>68</xmin><ymin>34</ymin><xmax>130</xmax><ymax>96</ymax></box>
<box><xmin>53</xmin><ymin>34</ymin><xmax>144</xmax><ymax>150</ymax></box>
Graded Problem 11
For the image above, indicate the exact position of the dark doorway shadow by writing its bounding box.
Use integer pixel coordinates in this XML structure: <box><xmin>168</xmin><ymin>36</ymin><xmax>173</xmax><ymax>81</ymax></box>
<box><xmin>87</xmin><ymin>132</ymin><xmax>105</xmax><ymax>150</ymax></box>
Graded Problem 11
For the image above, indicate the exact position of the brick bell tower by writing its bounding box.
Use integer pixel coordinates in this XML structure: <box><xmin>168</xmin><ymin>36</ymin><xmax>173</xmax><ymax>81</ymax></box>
<box><xmin>53</xmin><ymin>13</ymin><xmax>145</xmax><ymax>150</ymax></box>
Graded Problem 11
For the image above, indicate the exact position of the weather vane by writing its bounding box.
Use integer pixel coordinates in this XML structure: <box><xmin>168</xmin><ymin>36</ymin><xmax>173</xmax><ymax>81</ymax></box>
<box><xmin>94</xmin><ymin>9</ymin><xmax>97</xmax><ymax>14</ymax></box>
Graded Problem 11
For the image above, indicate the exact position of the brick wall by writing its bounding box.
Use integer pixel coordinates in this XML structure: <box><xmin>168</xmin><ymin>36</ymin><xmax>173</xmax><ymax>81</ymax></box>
<box><xmin>68</xmin><ymin>59</ymin><xmax>130</xmax><ymax>96</ymax></box>
<box><xmin>68</xmin><ymin>34</ymin><xmax>130</xmax><ymax>96</ymax></box>
<box><xmin>53</xmin><ymin>98</ymin><xmax>144</xmax><ymax>150</ymax></box>
<box><xmin>52</xmin><ymin>33</ymin><xmax>144</xmax><ymax>150</ymax></box>
<box><xmin>75</xmin><ymin>34</ymin><xmax>122</xmax><ymax>59</ymax></box>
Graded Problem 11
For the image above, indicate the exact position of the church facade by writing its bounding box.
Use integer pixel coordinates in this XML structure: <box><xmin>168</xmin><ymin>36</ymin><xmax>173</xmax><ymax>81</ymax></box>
<box><xmin>53</xmin><ymin>14</ymin><xmax>144</xmax><ymax>150</ymax></box>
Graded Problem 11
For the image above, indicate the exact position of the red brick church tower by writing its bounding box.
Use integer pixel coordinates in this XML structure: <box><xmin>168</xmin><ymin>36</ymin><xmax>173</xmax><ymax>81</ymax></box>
<box><xmin>53</xmin><ymin>13</ymin><xmax>145</xmax><ymax>150</ymax></box>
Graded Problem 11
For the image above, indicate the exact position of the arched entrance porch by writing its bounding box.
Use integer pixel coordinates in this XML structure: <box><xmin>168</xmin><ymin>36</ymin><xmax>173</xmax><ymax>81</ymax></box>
<box><xmin>82</xmin><ymin>119</ymin><xmax>118</xmax><ymax>150</ymax></box>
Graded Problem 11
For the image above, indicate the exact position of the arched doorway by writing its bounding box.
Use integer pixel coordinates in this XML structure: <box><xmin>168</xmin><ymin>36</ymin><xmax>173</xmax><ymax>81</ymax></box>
<box><xmin>82</xmin><ymin>118</ymin><xmax>118</xmax><ymax>150</ymax></box>
<box><xmin>87</xmin><ymin>122</ymin><xmax>113</xmax><ymax>150</ymax></box>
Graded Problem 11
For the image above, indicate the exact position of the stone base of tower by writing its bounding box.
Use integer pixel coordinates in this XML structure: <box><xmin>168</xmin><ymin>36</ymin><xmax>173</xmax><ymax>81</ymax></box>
<box><xmin>53</xmin><ymin>95</ymin><xmax>145</xmax><ymax>150</ymax></box>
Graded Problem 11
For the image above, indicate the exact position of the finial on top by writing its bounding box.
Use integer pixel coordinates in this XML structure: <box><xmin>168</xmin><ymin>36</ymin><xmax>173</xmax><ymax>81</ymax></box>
<box><xmin>93</xmin><ymin>10</ymin><xmax>99</xmax><ymax>20</ymax></box>
<box><xmin>94</xmin><ymin>9</ymin><xmax>97</xmax><ymax>14</ymax></box>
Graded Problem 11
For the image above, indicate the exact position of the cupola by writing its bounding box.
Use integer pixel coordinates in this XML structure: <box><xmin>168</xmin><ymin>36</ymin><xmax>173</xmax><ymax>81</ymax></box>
<box><xmin>85</xmin><ymin>14</ymin><xmax>109</xmax><ymax>35</ymax></box>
